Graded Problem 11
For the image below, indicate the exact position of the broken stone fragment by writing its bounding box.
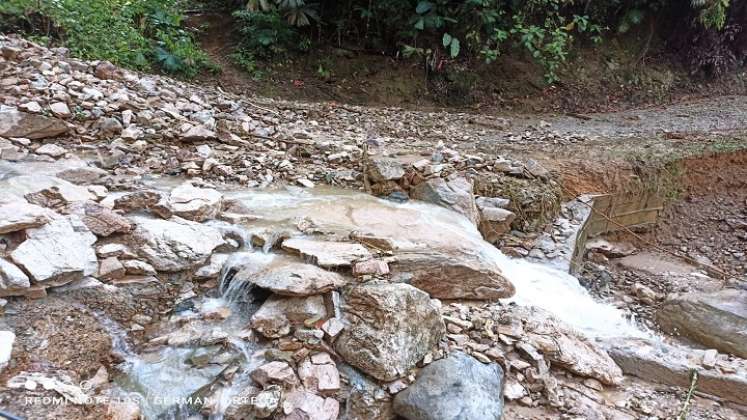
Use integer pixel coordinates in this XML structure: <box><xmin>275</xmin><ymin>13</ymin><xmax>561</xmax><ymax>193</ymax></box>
<box><xmin>234</xmin><ymin>261</ymin><xmax>346</xmax><ymax>296</ymax></box>
<box><xmin>0</xmin><ymin>198</ymin><xmax>50</xmax><ymax>234</ymax></box>
<box><xmin>352</xmin><ymin>260</ymin><xmax>390</xmax><ymax>276</ymax></box>
<box><xmin>367</xmin><ymin>156</ymin><xmax>405</xmax><ymax>183</ymax></box>
<box><xmin>126</xmin><ymin>215</ymin><xmax>226</xmax><ymax>272</ymax></box>
<box><xmin>478</xmin><ymin>207</ymin><xmax>516</xmax><ymax>243</ymax></box>
<box><xmin>35</xmin><ymin>143</ymin><xmax>67</xmax><ymax>158</ymax></box>
<box><xmin>335</xmin><ymin>283</ymin><xmax>445</xmax><ymax>381</ymax></box>
<box><xmin>75</xmin><ymin>201</ymin><xmax>134</xmax><ymax>236</ymax></box>
<box><xmin>169</xmin><ymin>182</ymin><xmax>223</xmax><ymax>222</ymax></box>
<box><xmin>280</xmin><ymin>390</ymin><xmax>339</xmax><ymax>420</ymax></box>
<box><xmin>11</xmin><ymin>216</ymin><xmax>98</xmax><ymax>286</ymax></box>
<box><xmin>281</xmin><ymin>238</ymin><xmax>371</xmax><ymax>268</ymax></box>
<box><xmin>250</xmin><ymin>361</ymin><xmax>299</xmax><ymax>388</ymax></box>
<box><xmin>98</xmin><ymin>256</ymin><xmax>126</xmax><ymax>281</ymax></box>
<box><xmin>298</xmin><ymin>353</ymin><xmax>341</xmax><ymax>395</ymax></box>
<box><xmin>0</xmin><ymin>258</ymin><xmax>31</xmax><ymax>297</ymax></box>
<box><xmin>250</xmin><ymin>294</ymin><xmax>328</xmax><ymax>338</ymax></box>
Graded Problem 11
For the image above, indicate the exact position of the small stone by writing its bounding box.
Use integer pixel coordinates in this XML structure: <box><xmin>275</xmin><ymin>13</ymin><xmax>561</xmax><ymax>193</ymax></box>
<box><xmin>297</xmin><ymin>178</ymin><xmax>315</xmax><ymax>188</ymax></box>
<box><xmin>702</xmin><ymin>349</ymin><xmax>718</xmax><ymax>369</ymax></box>
<box><xmin>251</xmin><ymin>361</ymin><xmax>299</xmax><ymax>388</ymax></box>
<box><xmin>49</xmin><ymin>102</ymin><xmax>71</xmax><ymax>118</ymax></box>
<box><xmin>352</xmin><ymin>260</ymin><xmax>390</xmax><ymax>276</ymax></box>
<box><xmin>321</xmin><ymin>318</ymin><xmax>344</xmax><ymax>338</ymax></box>
<box><xmin>98</xmin><ymin>257</ymin><xmax>126</xmax><ymax>281</ymax></box>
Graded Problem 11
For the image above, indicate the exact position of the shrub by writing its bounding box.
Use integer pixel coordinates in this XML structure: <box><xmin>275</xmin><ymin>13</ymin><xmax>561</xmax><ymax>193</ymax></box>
<box><xmin>0</xmin><ymin>0</ymin><xmax>215</xmax><ymax>77</ymax></box>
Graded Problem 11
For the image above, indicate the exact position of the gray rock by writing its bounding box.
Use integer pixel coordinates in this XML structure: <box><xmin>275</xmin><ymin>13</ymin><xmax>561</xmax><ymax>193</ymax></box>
<box><xmin>0</xmin><ymin>108</ymin><xmax>68</xmax><ymax>139</ymax></box>
<box><xmin>410</xmin><ymin>175</ymin><xmax>480</xmax><ymax>226</ymax></box>
<box><xmin>657</xmin><ymin>289</ymin><xmax>747</xmax><ymax>358</ymax></box>
<box><xmin>127</xmin><ymin>215</ymin><xmax>226</xmax><ymax>272</ymax></box>
<box><xmin>606</xmin><ymin>337</ymin><xmax>747</xmax><ymax>405</ymax></box>
<box><xmin>367</xmin><ymin>157</ymin><xmax>405</xmax><ymax>183</ymax></box>
<box><xmin>234</xmin><ymin>259</ymin><xmax>346</xmax><ymax>296</ymax></box>
<box><xmin>336</xmin><ymin>283</ymin><xmax>445</xmax><ymax>381</ymax></box>
<box><xmin>0</xmin><ymin>258</ymin><xmax>31</xmax><ymax>297</ymax></box>
<box><xmin>393</xmin><ymin>352</ymin><xmax>504</xmax><ymax>420</ymax></box>
<box><xmin>11</xmin><ymin>216</ymin><xmax>98</xmax><ymax>285</ymax></box>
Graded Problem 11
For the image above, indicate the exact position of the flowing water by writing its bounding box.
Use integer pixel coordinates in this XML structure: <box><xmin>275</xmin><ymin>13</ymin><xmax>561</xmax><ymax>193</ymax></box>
<box><xmin>94</xmin><ymin>184</ymin><xmax>648</xmax><ymax>419</ymax></box>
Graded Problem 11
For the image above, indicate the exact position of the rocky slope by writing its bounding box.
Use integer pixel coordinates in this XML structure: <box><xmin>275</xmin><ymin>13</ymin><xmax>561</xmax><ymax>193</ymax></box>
<box><xmin>1</xmin><ymin>33</ymin><xmax>747</xmax><ymax>420</ymax></box>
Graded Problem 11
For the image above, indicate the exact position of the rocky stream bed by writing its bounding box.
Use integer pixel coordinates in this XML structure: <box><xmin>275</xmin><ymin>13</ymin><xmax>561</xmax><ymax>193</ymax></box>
<box><xmin>1</xmin><ymin>34</ymin><xmax>747</xmax><ymax>420</ymax></box>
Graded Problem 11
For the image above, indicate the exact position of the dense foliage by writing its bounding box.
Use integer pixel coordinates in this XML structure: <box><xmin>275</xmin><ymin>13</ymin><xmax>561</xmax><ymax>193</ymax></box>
<box><xmin>0</xmin><ymin>0</ymin><xmax>215</xmax><ymax>77</ymax></box>
<box><xmin>231</xmin><ymin>0</ymin><xmax>746</xmax><ymax>81</ymax></box>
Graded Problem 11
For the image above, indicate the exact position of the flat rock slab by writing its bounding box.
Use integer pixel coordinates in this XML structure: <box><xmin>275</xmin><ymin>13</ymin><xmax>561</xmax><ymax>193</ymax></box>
<box><xmin>657</xmin><ymin>288</ymin><xmax>747</xmax><ymax>358</ymax></box>
<box><xmin>395</xmin><ymin>250</ymin><xmax>515</xmax><ymax>300</ymax></box>
<box><xmin>335</xmin><ymin>283</ymin><xmax>445</xmax><ymax>381</ymax></box>
<box><xmin>606</xmin><ymin>337</ymin><xmax>747</xmax><ymax>405</ymax></box>
<box><xmin>11</xmin><ymin>216</ymin><xmax>97</xmax><ymax>285</ymax></box>
<box><xmin>0</xmin><ymin>198</ymin><xmax>50</xmax><ymax>234</ymax></box>
<box><xmin>127</xmin><ymin>215</ymin><xmax>226</xmax><ymax>272</ymax></box>
<box><xmin>616</xmin><ymin>252</ymin><xmax>696</xmax><ymax>276</ymax></box>
<box><xmin>394</xmin><ymin>351</ymin><xmax>504</xmax><ymax>420</ymax></box>
<box><xmin>0</xmin><ymin>109</ymin><xmax>68</xmax><ymax>139</ymax></box>
<box><xmin>282</xmin><ymin>238</ymin><xmax>371</xmax><ymax>268</ymax></box>
<box><xmin>235</xmin><ymin>259</ymin><xmax>346</xmax><ymax>296</ymax></box>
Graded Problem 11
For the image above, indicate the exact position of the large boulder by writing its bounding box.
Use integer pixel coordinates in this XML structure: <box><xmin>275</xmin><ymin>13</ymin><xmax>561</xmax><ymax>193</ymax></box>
<box><xmin>0</xmin><ymin>108</ymin><xmax>68</xmax><ymax>139</ymax></box>
<box><xmin>410</xmin><ymin>175</ymin><xmax>480</xmax><ymax>226</ymax></box>
<box><xmin>0</xmin><ymin>258</ymin><xmax>31</xmax><ymax>297</ymax></box>
<box><xmin>234</xmin><ymin>259</ymin><xmax>346</xmax><ymax>296</ymax></box>
<box><xmin>335</xmin><ymin>283</ymin><xmax>445</xmax><ymax>381</ymax></box>
<box><xmin>11</xmin><ymin>216</ymin><xmax>98</xmax><ymax>285</ymax></box>
<box><xmin>126</xmin><ymin>215</ymin><xmax>226</xmax><ymax>272</ymax></box>
<box><xmin>0</xmin><ymin>197</ymin><xmax>50</xmax><ymax>234</ymax></box>
<box><xmin>656</xmin><ymin>289</ymin><xmax>747</xmax><ymax>358</ymax></box>
<box><xmin>169</xmin><ymin>182</ymin><xmax>223</xmax><ymax>222</ymax></box>
<box><xmin>393</xmin><ymin>352</ymin><xmax>504</xmax><ymax>420</ymax></box>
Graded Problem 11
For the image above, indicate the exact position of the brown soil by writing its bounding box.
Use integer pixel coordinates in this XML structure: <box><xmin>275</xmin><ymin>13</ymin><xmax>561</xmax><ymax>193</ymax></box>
<box><xmin>651</xmin><ymin>151</ymin><xmax>747</xmax><ymax>277</ymax></box>
<box><xmin>188</xmin><ymin>12</ymin><xmax>747</xmax><ymax>115</ymax></box>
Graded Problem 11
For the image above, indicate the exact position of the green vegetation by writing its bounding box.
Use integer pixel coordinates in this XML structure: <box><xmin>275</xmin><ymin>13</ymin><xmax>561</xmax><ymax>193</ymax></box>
<box><xmin>229</xmin><ymin>0</ymin><xmax>744</xmax><ymax>82</ymax></box>
<box><xmin>0</xmin><ymin>0</ymin><xmax>216</xmax><ymax>77</ymax></box>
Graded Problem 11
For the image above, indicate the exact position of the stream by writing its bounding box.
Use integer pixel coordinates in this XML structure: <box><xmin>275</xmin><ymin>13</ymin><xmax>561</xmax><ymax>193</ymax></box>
<box><xmin>96</xmin><ymin>185</ymin><xmax>649</xmax><ymax>419</ymax></box>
